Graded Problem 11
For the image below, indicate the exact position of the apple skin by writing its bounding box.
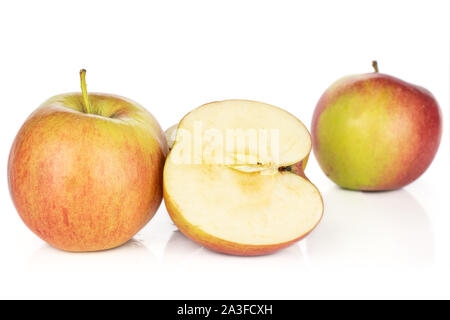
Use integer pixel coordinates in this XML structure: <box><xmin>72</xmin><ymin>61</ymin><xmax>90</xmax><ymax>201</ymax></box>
<box><xmin>312</xmin><ymin>72</ymin><xmax>442</xmax><ymax>191</ymax></box>
<box><xmin>8</xmin><ymin>93</ymin><xmax>168</xmax><ymax>252</ymax></box>
<box><xmin>283</xmin><ymin>155</ymin><xmax>308</xmax><ymax>179</ymax></box>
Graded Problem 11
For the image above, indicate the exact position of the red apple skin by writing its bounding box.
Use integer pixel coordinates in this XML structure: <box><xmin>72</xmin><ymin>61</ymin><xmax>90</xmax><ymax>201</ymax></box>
<box><xmin>8</xmin><ymin>94</ymin><xmax>167</xmax><ymax>252</ymax></box>
<box><xmin>312</xmin><ymin>72</ymin><xmax>442</xmax><ymax>191</ymax></box>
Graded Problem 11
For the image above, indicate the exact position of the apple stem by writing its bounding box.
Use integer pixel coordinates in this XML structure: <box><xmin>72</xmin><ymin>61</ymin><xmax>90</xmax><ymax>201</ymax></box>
<box><xmin>80</xmin><ymin>69</ymin><xmax>92</xmax><ymax>114</ymax></box>
<box><xmin>372</xmin><ymin>60</ymin><xmax>379</xmax><ymax>73</ymax></box>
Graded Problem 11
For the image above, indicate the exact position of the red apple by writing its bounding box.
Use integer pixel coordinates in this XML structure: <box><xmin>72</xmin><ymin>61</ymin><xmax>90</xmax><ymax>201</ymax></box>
<box><xmin>8</xmin><ymin>70</ymin><xmax>168</xmax><ymax>251</ymax></box>
<box><xmin>312</xmin><ymin>62</ymin><xmax>442</xmax><ymax>191</ymax></box>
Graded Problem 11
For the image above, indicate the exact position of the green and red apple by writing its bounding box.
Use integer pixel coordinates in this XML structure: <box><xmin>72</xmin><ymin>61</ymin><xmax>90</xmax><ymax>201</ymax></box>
<box><xmin>312</xmin><ymin>62</ymin><xmax>442</xmax><ymax>191</ymax></box>
<box><xmin>8</xmin><ymin>70</ymin><xmax>168</xmax><ymax>252</ymax></box>
<box><xmin>163</xmin><ymin>100</ymin><xmax>323</xmax><ymax>256</ymax></box>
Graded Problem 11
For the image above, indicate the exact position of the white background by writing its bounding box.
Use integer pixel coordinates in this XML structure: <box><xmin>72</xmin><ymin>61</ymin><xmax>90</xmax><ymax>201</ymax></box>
<box><xmin>0</xmin><ymin>0</ymin><xmax>449</xmax><ymax>299</ymax></box>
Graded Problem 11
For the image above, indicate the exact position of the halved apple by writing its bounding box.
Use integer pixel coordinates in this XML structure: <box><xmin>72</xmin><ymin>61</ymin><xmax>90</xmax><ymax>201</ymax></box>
<box><xmin>163</xmin><ymin>100</ymin><xmax>323</xmax><ymax>256</ymax></box>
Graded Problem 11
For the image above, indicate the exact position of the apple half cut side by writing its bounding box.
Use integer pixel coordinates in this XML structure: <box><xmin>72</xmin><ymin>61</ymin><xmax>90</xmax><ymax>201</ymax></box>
<box><xmin>163</xmin><ymin>100</ymin><xmax>323</xmax><ymax>256</ymax></box>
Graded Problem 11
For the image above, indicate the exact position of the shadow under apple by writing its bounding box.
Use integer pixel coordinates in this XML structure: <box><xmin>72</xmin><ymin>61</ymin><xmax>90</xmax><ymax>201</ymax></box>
<box><xmin>305</xmin><ymin>187</ymin><xmax>434</xmax><ymax>270</ymax></box>
<box><xmin>163</xmin><ymin>229</ymin><xmax>307</xmax><ymax>272</ymax></box>
<box><xmin>27</xmin><ymin>238</ymin><xmax>156</xmax><ymax>273</ymax></box>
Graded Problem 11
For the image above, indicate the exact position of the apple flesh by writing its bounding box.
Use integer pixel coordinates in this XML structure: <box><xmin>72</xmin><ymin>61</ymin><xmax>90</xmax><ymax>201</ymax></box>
<box><xmin>312</xmin><ymin>62</ymin><xmax>442</xmax><ymax>191</ymax></box>
<box><xmin>163</xmin><ymin>100</ymin><xmax>323</xmax><ymax>256</ymax></box>
<box><xmin>8</xmin><ymin>70</ymin><xmax>168</xmax><ymax>252</ymax></box>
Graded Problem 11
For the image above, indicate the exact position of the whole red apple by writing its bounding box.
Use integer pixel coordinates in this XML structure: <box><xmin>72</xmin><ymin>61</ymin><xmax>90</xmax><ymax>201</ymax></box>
<box><xmin>312</xmin><ymin>62</ymin><xmax>442</xmax><ymax>191</ymax></box>
<box><xmin>8</xmin><ymin>70</ymin><xmax>168</xmax><ymax>251</ymax></box>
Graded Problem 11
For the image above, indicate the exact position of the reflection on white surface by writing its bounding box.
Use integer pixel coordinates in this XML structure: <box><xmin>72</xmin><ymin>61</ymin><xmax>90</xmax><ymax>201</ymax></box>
<box><xmin>163</xmin><ymin>230</ymin><xmax>202</xmax><ymax>264</ymax></box>
<box><xmin>163</xmin><ymin>230</ymin><xmax>307</xmax><ymax>272</ymax></box>
<box><xmin>305</xmin><ymin>187</ymin><xmax>434</xmax><ymax>269</ymax></box>
<box><xmin>28</xmin><ymin>239</ymin><xmax>156</xmax><ymax>272</ymax></box>
<box><xmin>24</xmin><ymin>187</ymin><xmax>435</xmax><ymax>275</ymax></box>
